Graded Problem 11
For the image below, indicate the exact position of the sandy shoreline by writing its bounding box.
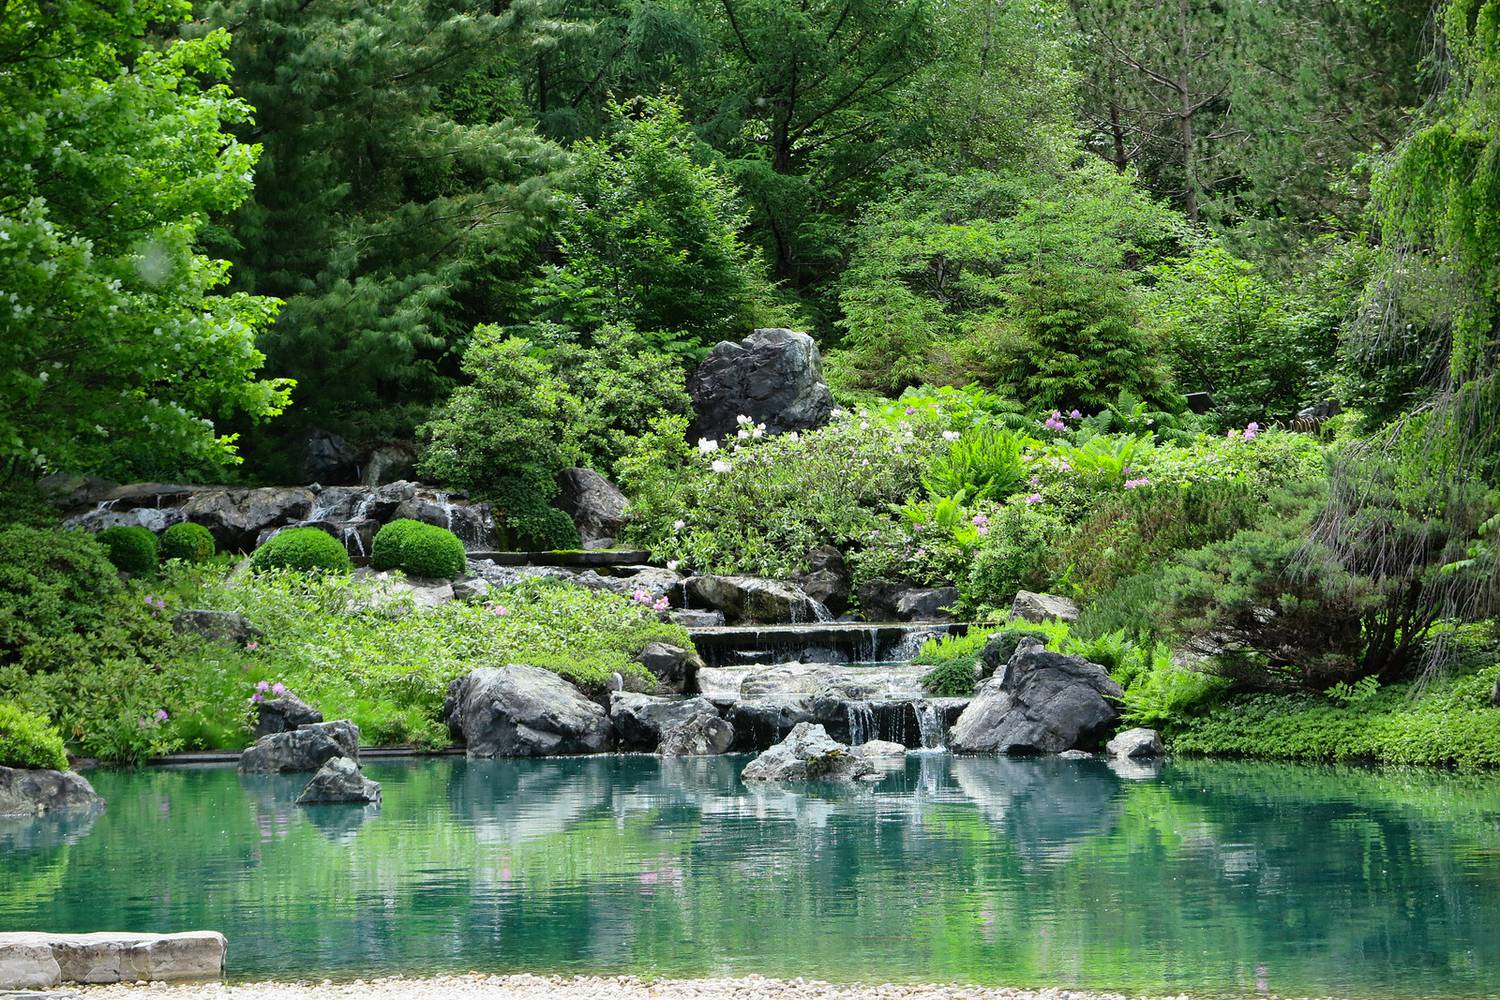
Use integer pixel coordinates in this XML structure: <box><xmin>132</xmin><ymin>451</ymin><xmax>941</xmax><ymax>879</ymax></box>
<box><xmin>76</xmin><ymin>973</ymin><xmax>1197</xmax><ymax>1000</ymax></box>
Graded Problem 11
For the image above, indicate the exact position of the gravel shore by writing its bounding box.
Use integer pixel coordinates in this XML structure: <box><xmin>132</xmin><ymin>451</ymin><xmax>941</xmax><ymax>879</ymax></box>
<box><xmin>78</xmin><ymin>974</ymin><xmax>1190</xmax><ymax>1000</ymax></box>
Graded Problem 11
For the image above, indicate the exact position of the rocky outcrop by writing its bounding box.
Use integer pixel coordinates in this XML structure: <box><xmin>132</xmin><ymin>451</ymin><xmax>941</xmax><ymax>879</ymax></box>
<box><xmin>858</xmin><ymin>579</ymin><xmax>959</xmax><ymax>622</ymax></box>
<box><xmin>950</xmin><ymin>638</ymin><xmax>1122</xmax><ymax>755</ymax></box>
<box><xmin>684</xmin><ymin>574</ymin><xmax>828</xmax><ymax>625</ymax></box>
<box><xmin>238</xmin><ymin>720</ymin><xmax>360</xmax><ymax>773</ymax></box>
<box><xmin>658</xmin><ymin>714</ymin><xmax>735</xmax><ymax>756</ymax></box>
<box><xmin>252</xmin><ymin>694</ymin><xmax>324</xmax><ymax>740</ymax></box>
<box><xmin>1009</xmin><ymin>590</ymin><xmax>1080</xmax><ymax>624</ymax></box>
<box><xmin>609</xmin><ymin>693</ymin><xmax>721</xmax><ymax>751</ymax></box>
<box><xmin>352</xmin><ymin>569</ymin><xmax>456</xmax><ymax>611</ymax></box>
<box><xmin>686</xmin><ymin>328</ymin><xmax>835</xmax><ymax>444</ymax></box>
<box><xmin>0</xmin><ymin>932</ymin><xmax>226</xmax><ymax>988</ymax></box>
<box><xmin>799</xmin><ymin>545</ymin><xmax>850</xmax><ymax>616</ymax></box>
<box><xmin>555</xmin><ymin>468</ymin><xmax>629</xmax><ymax>548</ymax></box>
<box><xmin>576</xmin><ymin>566</ymin><xmax>684</xmax><ymax>602</ymax></box>
<box><xmin>667</xmin><ymin>608</ymin><xmax>725</xmax><ymax>628</ymax></box>
<box><xmin>741</xmin><ymin>722</ymin><xmax>878</xmax><ymax>782</ymax></box>
<box><xmin>34</xmin><ymin>473</ymin><xmax>118</xmax><ymax>510</ymax></box>
<box><xmin>444</xmin><ymin>665</ymin><xmax>611</xmax><ymax>757</ymax></box>
<box><xmin>297</xmin><ymin>428</ymin><xmax>358</xmax><ymax>485</ymax></box>
<box><xmin>1106</xmin><ymin>727</ymin><xmax>1164</xmax><ymax>760</ymax></box>
<box><xmin>724</xmin><ymin>698</ymin><xmax>817</xmax><ymax>751</ymax></box>
<box><xmin>0</xmin><ymin>766</ymin><xmax>104</xmax><ymax>818</ymax></box>
<box><xmin>171</xmin><ymin>609</ymin><xmax>262</xmax><ymax>646</ymax></box>
<box><xmin>361</xmin><ymin>443</ymin><xmax>417</xmax><ymax>486</ymax></box>
<box><xmin>977</xmin><ymin>629</ymin><xmax>1050</xmax><ymax>680</ymax></box>
<box><xmin>296</xmin><ymin>756</ymin><xmax>382</xmax><ymax>805</ymax></box>
<box><xmin>635</xmin><ymin>642</ymin><xmax>702</xmax><ymax>695</ymax></box>
<box><xmin>851</xmin><ymin>739</ymin><xmax>907</xmax><ymax>761</ymax></box>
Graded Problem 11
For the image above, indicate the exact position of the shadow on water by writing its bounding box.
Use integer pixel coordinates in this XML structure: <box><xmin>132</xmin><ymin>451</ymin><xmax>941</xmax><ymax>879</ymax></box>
<box><xmin>1</xmin><ymin>754</ymin><xmax>1498</xmax><ymax>998</ymax></box>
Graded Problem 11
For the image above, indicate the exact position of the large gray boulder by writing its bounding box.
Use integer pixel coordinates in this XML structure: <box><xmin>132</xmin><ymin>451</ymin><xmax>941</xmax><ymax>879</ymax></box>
<box><xmin>799</xmin><ymin>545</ymin><xmax>850</xmax><ymax>616</ymax></box>
<box><xmin>238</xmin><ymin>720</ymin><xmax>360</xmax><ymax>773</ymax></box>
<box><xmin>1106</xmin><ymin>727</ymin><xmax>1164</xmax><ymax>760</ymax></box>
<box><xmin>741</xmin><ymin>722</ymin><xmax>877</xmax><ymax>782</ymax></box>
<box><xmin>609</xmin><ymin>692</ymin><xmax>721</xmax><ymax>751</ymax></box>
<box><xmin>252</xmin><ymin>694</ymin><xmax>324</xmax><ymax>740</ymax></box>
<box><xmin>179</xmin><ymin>487</ymin><xmax>316</xmax><ymax>550</ymax></box>
<box><xmin>635</xmin><ymin>642</ymin><xmax>702</xmax><ymax>694</ymax></box>
<box><xmin>659</xmin><ymin>714</ymin><xmax>735</xmax><ymax>756</ymax></box>
<box><xmin>724</xmin><ymin>697</ymin><xmax>817</xmax><ymax>751</ymax></box>
<box><xmin>950</xmin><ymin>638</ymin><xmax>1122</xmax><ymax>755</ymax></box>
<box><xmin>361</xmin><ymin>443</ymin><xmax>417</xmax><ymax>486</ymax></box>
<box><xmin>575</xmin><ymin>566</ymin><xmax>683</xmax><ymax>602</ymax></box>
<box><xmin>686</xmin><ymin>328</ymin><xmax>834</xmax><ymax>444</ymax></box>
<box><xmin>296</xmin><ymin>428</ymin><xmax>359</xmax><ymax>484</ymax></box>
<box><xmin>444</xmin><ymin>665</ymin><xmax>611</xmax><ymax>757</ymax></box>
<box><xmin>0</xmin><ymin>766</ymin><xmax>103</xmax><ymax>818</ymax></box>
<box><xmin>858</xmin><ymin>579</ymin><xmax>959</xmax><ymax>622</ymax></box>
<box><xmin>977</xmin><ymin>629</ymin><xmax>1050</xmax><ymax>680</ymax></box>
<box><xmin>1009</xmin><ymin>590</ymin><xmax>1080</xmax><ymax>624</ymax></box>
<box><xmin>684</xmin><ymin>574</ymin><xmax>827</xmax><ymax>625</ymax></box>
<box><xmin>296</xmin><ymin>756</ymin><xmax>382</xmax><ymax>805</ymax></box>
<box><xmin>555</xmin><ymin>468</ymin><xmax>629</xmax><ymax>548</ymax></box>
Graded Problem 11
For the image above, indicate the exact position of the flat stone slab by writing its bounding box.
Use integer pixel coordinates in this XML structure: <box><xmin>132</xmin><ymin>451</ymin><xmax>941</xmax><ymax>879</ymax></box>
<box><xmin>0</xmin><ymin>931</ymin><xmax>225</xmax><ymax>988</ymax></box>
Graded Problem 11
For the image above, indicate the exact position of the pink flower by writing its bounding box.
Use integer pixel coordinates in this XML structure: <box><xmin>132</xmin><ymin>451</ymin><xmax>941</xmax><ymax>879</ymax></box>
<box><xmin>1124</xmin><ymin>477</ymin><xmax>1150</xmax><ymax>490</ymax></box>
<box><xmin>905</xmin><ymin>406</ymin><xmax>916</xmax><ymax>415</ymax></box>
<box><xmin>1029</xmin><ymin>476</ymin><xmax>1040</xmax><ymax>487</ymax></box>
<box><xmin>245</xmin><ymin>641</ymin><xmax>259</xmax><ymax>652</ymax></box>
<box><xmin>255</xmin><ymin>680</ymin><xmax>271</xmax><ymax>693</ymax></box>
<box><xmin>976</xmin><ymin>525</ymin><xmax>989</xmax><ymax>536</ymax></box>
<box><xmin>1069</xmin><ymin>409</ymin><xmax>1081</xmax><ymax>419</ymax></box>
<box><xmin>1242</xmin><ymin>421</ymin><xmax>1259</xmax><ymax>441</ymax></box>
<box><xmin>154</xmin><ymin>709</ymin><xmax>169</xmax><ymax>722</ymax></box>
<box><xmin>490</xmin><ymin>603</ymin><xmax>508</xmax><ymax>616</ymax></box>
<box><xmin>1024</xmin><ymin>493</ymin><xmax>1043</xmax><ymax>505</ymax></box>
<box><xmin>271</xmin><ymin>682</ymin><xmax>287</xmax><ymax>697</ymax></box>
<box><xmin>652</xmin><ymin>596</ymin><xmax>669</xmax><ymax>611</ymax></box>
<box><xmin>971</xmin><ymin>514</ymin><xmax>989</xmax><ymax>528</ymax></box>
<box><xmin>250</xmin><ymin>693</ymin><xmax>263</xmax><ymax>704</ymax></box>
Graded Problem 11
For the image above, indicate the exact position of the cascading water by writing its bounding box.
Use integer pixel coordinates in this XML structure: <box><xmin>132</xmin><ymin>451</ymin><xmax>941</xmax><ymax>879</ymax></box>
<box><xmin>914</xmin><ymin>701</ymin><xmax>945</xmax><ymax>750</ymax></box>
<box><xmin>888</xmin><ymin>628</ymin><xmax>940</xmax><ymax>663</ymax></box>
<box><xmin>845</xmin><ymin>701</ymin><xmax>875</xmax><ymax>746</ymax></box>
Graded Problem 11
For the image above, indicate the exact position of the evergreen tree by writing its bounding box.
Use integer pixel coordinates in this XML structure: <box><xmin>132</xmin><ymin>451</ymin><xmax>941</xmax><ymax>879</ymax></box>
<box><xmin>194</xmin><ymin>0</ymin><xmax>568</xmax><ymax>448</ymax></box>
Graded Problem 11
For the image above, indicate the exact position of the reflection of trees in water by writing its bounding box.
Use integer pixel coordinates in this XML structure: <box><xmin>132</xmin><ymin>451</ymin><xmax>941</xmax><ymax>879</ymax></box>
<box><xmin>0</xmin><ymin>756</ymin><xmax>1497</xmax><ymax>995</ymax></box>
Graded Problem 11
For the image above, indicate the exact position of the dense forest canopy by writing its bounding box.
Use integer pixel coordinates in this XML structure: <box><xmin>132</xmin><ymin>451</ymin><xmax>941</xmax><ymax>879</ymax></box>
<box><xmin>3</xmin><ymin>0</ymin><xmax>1500</xmax><ymax>742</ymax></box>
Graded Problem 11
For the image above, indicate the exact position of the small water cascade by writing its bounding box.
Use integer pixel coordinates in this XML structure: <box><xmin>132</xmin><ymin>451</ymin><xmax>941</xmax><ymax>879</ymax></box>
<box><xmin>845</xmin><ymin>701</ymin><xmax>876</xmax><ymax>746</ymax></box>
<box><xmin>888</xmin><ymin>628</ymin><xmax>940</xmax><ymax>663</ymax></box>
<box><xmin>914</xmin><ymin>701</ymin><xmax>945</xmax><ymax>750</ymax></box>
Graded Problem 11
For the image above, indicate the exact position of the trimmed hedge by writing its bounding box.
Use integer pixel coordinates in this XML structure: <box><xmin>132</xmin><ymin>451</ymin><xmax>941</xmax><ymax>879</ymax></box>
<box><xmin>159</xmin><ymin>521</ymin><xmax>216</xmax><ymax>562</ymax></box>
<box><xmin>370</xmin><ymin>519</ymin><xmax>467</xmax><ymax>579</ymax></box>
<box><xmin>0</xmin><ymin>702</ymin><xmax>69</xmax><ymax>770</ymax></box>
<box><xmin>95</xmin><ymin>525</ymin><xmax>158</xmax><ymax>574</ymax></box>
<box><xmin>250</xmin><ymin>527</ymin><xmax>352</xmax><ymax>574</ymax></box>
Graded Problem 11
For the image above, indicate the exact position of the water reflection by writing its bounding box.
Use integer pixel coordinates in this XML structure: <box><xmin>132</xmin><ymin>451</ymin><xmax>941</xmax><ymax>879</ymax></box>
<box><xmin>0</xmin><ymin>755</ymin><xmax>1496</xmax><ymax>998</ymax></box>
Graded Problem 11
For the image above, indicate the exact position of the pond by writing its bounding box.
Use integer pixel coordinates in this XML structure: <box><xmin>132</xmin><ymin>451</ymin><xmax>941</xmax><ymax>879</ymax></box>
<box><xmin>3</xmin><ymin>754</ymin><xmax>1499</xmax><ymax>997</ymax></box>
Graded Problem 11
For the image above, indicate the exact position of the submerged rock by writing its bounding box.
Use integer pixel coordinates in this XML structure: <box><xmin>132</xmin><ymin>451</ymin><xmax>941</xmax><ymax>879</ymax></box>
<box><xmin>686</xmin><ymin>327</ymin><xmax>834</xmax><ymax>444</ymax></box>
<box><xmin>238</xmin><ymin>720</ymin><xmax>360</xmax><ymax>774</ymax></box>
<box><xmin>0</xmin><ymin>766</ymin><xmax>104</xmax><ymax>818</ymax></box>
<box><xmin>555</xmin><ymin>468</ymin><xmax>629</xmax><ymax>548</ymax></box>
<box><xmin>658</xmin><ymin>714</ymin><xmax>735</xmax><ymax>757</ymax></box>
<box><xmin>296</xmin><ymin>756</ymin><xmax>381</xmax><ymax>805</ymax></box>
<box><xmin>851</xmin><ymin>739</ymin><xmax>907</xmax><ymax>760</ymax></box>
<box><xmin>252</xmin><ymin>694</ymin><xmax>324</xmax><ymax>740</ymax></box>
<box><xmin>1009</xmin><ymin>590</ymin><xmax>1080</xmax><ymax>624</ymax></box>
<box><xmin>950</xmin><ymin>638</ymin><xmax>1122</xmax><ymax>755</ymax></box>
<box><xmin>741</xmin><ymin>722</ymin><xmax>878</xmax><ymax>782</ymax></box>
<box><xmin>609</xmin><ymin>693</ymin><xmax>721</xmax><ymax>751</ymax></box>
<box><xmin>1106</xmin><ymin>727</ymin><xmax>1164</xmax><ymax>760</ymax></box>
<box><xmin>684</xmin><ymin>574</ymin><xmax>827</xmax><ymax>625</ymax></box>
<box><xmin>444</xmin><ymin>665</ymin><xmax>611</xmax><ymax>757</ymax></box>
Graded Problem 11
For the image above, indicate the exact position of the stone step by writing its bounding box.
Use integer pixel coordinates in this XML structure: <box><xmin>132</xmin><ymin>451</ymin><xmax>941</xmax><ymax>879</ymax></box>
<box><xmin>688</xmin><ymin>621</ymin><xmax>970</xmax><ymax>667</ymax></box>
<box><xmin>0</xmin><ymin>932</ymin><xmax>225</xmax><ymax>990</ymax></box>
<box><xmin>465</xmin><ymin>549</ymin><xmax>650</xmax><ymax>568</ymax></box>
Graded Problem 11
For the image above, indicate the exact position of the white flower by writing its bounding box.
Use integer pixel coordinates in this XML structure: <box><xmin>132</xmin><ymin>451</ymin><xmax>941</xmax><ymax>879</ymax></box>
<box><xmin>672</xmin><ymin>519</ymin><xmax>686</xmax><ymax>531</ymax></box>
<box><xmin>787</xmin><ymin>432</ymin><xmax>800</xmax><ymax>442</ymax></box>
<box><xmin>737</xmin><ymin>429</ymin><xmax>750</xmax><ymax>439</ymax></box>
<box><xmin>698</xmin><ymin>438</ymin><xmax>719</xmax><ymax>454</ymax></box>
<box><xmin>942</xmin><ymin>430</ymin><xmax>960</xmax><ymax>441</ymax></box>
<box><xmin>735</xmin><ymin>414</ymin><xmax>752</xmax><ymax>426</ymax></box>
<box><xmin>751</xmin><ymin>425</ymin><xmax>764</xmax><ymax>438</ymax></box>
<box><xmin>666</xmin><ymin>560</ymin><xmax>680</xmax><ymax>571</ymax></box>
<box><xmin>831</xmin><ymin>408</ymin><xmax>845</xmax><ymax>418</ymax></box>
<box><xmin>710</xmin><ymin>459</ymin><xmax>731</xmax><ymax>474</ymax></box>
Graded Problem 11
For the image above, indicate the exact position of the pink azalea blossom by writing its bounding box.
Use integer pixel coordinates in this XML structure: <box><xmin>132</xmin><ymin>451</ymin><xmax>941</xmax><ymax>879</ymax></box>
<box><xmin>972</xmin><ymin>514</ymin><xmax>989</xmax><ymax>528</ymax></box>
<box><xmin>271</xmin><ymin>682</ymin><xmax>287</xmax><ymax>697</ymax></box>
<box><xmin>255</xmin><ymin>680</ymin><xmax>271</xmax><ymax>693</ymax></box>
<box><xmin>1069</xmin><ymin>409</ymin><xmax>1082</xmax><ymax>419</ymax></box>
<box><xmin>1242</xmin><ymin>421</ymin><xmax>1260</xmax><ymax>441</ymax></box>
<box><xmin>154</xmin><ymin>709</ymin><xmax>169</xmax><ymax>722</ymax></box>
<box><xmin>1024</xmin><ymin>493</ymin><xmax>1043</xmax><ymax>505</ymax></box>
<box><xmin>1124</xmin><ymin>477</ymin><xmax>1150</xmax><ymax>490</ymax></box>
<box><xmin>250</xmin><ymin>693</ymin><xmax>263</xmax><ymax>704</ymax></box>
<box><xmin>245</xmin><ymin>641</ymin><xmax>259</xmax><ymax>652</ymax></box>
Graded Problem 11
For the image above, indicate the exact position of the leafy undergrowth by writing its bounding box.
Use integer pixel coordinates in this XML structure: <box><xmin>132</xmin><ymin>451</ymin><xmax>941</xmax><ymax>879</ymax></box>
<box><xmin>1172</xmin><ymin>661</ymin><xmax>1500</xmax><ymax>768</ymax></box>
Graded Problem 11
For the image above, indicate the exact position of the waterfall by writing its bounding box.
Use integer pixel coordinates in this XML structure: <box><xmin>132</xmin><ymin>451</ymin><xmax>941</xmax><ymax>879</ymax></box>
<box><xmin>889</xmin><ymin>628</ymin><xmax>938</xmax><ymax>663</ymax></box>
<box><xmin>914</xmin><ymin>701</ymin><xmax>945</xmax><ymax>750</ymax></box>
<box><xmin>845</xmin><ymin>701</ymin><xmax>875</xmax><ymax>746</ymax></box>
<box><xmin>809</xmin><ymin>598</ymin><xmax>835</xmax><ymax>623</ymax></box>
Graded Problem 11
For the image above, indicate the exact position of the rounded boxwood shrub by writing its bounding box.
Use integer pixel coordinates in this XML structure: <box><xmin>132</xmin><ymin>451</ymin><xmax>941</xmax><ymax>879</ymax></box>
<box><xmin>95</xmin><ymin>525</ymin><xmax>158</xmax><ymax>574</ymax></box>
<box><xmin>370</xmin><ymin>519</ymin><xmax>467</xmax><ymax>578</ymax></box>
<box><xmin>250</xmin><ymin>526</ymin><xmax>352</xmax><ymax>574</ymax></box>
<box><xmin>159</xmin><ymin>521</ymin><xmax>216</xmax><ymax>562</ymax></box>
<box><xmin>0</xmin><ymin>527</ymin><xmax>124</xmax><ymax>669</ymax></box>
<box><xmin>0</xmin><ymin>702</ymin><xmax>69</xmax><ymax>770</ymax></box>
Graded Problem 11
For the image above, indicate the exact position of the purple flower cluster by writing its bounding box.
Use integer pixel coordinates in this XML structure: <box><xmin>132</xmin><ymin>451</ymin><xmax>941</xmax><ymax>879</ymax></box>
<box><xmin>143</xmin><ymin>595</ymin><xmax>166</xmax><ymax>613</ymax></box>
<box><xmin>632</xmin><ymin>588</ymin><xmax>670</xmax><ymax>612</ymax></box>
<box><xmin>1124</xmin><ymin>477</ymin><xmax>1150</xmax><ymax>490</ymax></box>
<box><xmin>249</xmin><ymin>679</ymin><xmax>288</xmax><ymax>705</ymax></box>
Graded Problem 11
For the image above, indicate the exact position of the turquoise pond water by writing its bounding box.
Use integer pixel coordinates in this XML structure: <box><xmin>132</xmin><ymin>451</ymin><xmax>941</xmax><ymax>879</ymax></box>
<box><xmin>3</xmin><ymin>754</ymin><xmax>1499</xmax><ymax>996</ymax></box>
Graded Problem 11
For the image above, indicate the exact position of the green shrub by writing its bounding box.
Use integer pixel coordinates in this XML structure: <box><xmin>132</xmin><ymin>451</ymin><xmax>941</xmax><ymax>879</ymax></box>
<box><xmin>922</xmin><ymin>428</ymin><xmax>1028</xmax><ymax>501</ymax></box>
<box><xmin>0</xmin><ymin>702</ymin><xmax>69</xmax><ymax>770</ymax></box>
<box><xmin>370</xmin><ymin>519</ymin><xmax>467</xmax><ymax>578</ymax></box>
<box><xmin>961</xmin><ymin>501</ymin><xmax>1065</xmax><ymax>612</ymax></box>
<box><xmin>921</xmin><ymin>658</ymin><xmax>976</xmax><ymax>697</ymax></box>
<box><xmin>0</xmin><ymin>526</ymin><xmax>125</xmax><ymax>668</ymax></box>
<box><xmin>492</xmin><ymin>482</ymin><xmax>582</xmax><ymax>551</ymax></box>
<box><xmin>914</xmin><ymin>631</ymin><xmax>989</xmax><ymax>697</ymax></box>
<box><xmin>95</xmin><ymin>525</ymin><xmax>158</xmax><ymax>574</ymax></box>
<box><xmin>159</xmin><ymin>522</ymin><xmax>216</xmax><ymax>562</ymax></box>
<box><xmin>250</xmin><ymin>527</ymin><xmax>352</xmax><ymax>575</ymax></box>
